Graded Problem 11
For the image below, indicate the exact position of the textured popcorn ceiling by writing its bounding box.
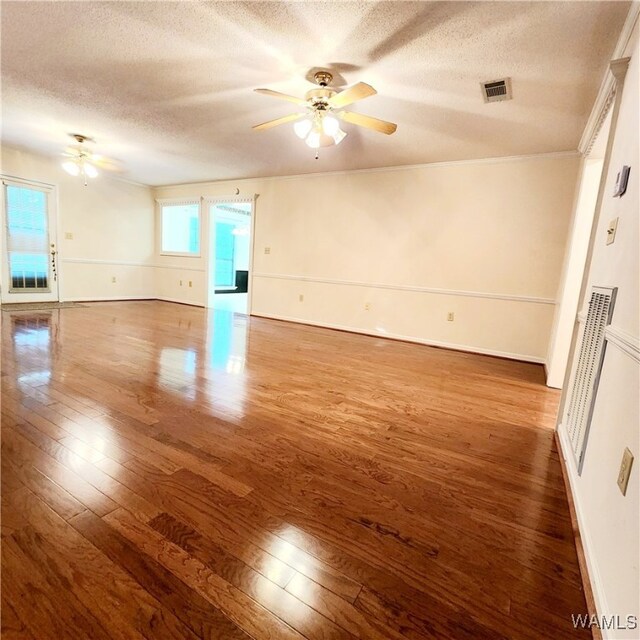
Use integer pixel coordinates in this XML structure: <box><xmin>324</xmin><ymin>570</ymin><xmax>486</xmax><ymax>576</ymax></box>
<box><xmin>0</xmin><ymin>1</ymin><xmax>630</xmax><ymax>185</ymax></box>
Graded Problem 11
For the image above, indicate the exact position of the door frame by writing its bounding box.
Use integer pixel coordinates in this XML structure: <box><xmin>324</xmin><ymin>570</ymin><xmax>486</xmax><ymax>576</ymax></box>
<box><xmin>0</xmin><ymin>175</ymin><xmax>61</xmax><ymax>304</ymax></box>
<box><xmin>203</xmin><ymin>195</ymin><xmax>257</xmax><ymax>314</ymax></box>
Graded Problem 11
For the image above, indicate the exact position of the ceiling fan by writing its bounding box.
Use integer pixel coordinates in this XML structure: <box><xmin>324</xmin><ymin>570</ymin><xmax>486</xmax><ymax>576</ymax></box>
<box><xmin>61</xmin><ymin>134</ymin><xmax>120</xmax><ymax>185</ymax></box>
<box><xmin>252</xmin><ymin>71</ymin><xmax>397</xmax><ymax>153</ymax></box>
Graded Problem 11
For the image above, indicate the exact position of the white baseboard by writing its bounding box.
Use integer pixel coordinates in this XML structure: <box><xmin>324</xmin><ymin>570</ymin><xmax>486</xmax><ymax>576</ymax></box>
<box><xmin>60</xmin><ymin>295</ymin><xmax>205</xmax><ymax>308</ymax></box>
<box><xmin>251</xmin><ymin>312</ymin><xmax>545</xmax><ymax>364</ymax></box>
<box><xmin>156</xmin><ymin>296</ymin><xmax>205</xmax><ymax>308</ymax></box>
<box><xmin>61</xmin><ymin>295</ymin><xmax>156</xmax><ymax>302</ymax></box>
<box><xmin>557</xmin><ymin>424</ymin><xmax>609</xmax><ymax>635</ymax></box>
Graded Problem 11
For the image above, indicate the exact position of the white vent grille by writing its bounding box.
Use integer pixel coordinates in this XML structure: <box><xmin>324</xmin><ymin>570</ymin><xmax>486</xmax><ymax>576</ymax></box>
<box><xmin>566</xmin><ymin>286</ymin><xmax>617</xmax><ymax>472</ymax></box>
<box><xmin>481</xmin><ymin>78</ymin><xmax>512</xmax><ymax>103</ymax></box>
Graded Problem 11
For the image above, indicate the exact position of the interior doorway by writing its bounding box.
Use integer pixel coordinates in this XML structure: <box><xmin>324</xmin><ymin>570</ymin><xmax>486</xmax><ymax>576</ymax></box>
<box><xmin>207</xmin><ymin>200</ymin><xmax>253</xmax><ymax>314</ymax></box>
<box><xmin>1</xmin><ymin>178</ymin><xmax>59</xmax><ymax>304</ymax></box>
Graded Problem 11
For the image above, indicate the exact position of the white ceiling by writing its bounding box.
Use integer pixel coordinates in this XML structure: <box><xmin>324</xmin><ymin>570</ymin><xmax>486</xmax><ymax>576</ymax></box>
<box><xmin>1</xmin><ymin>1</ymin><xmax>630</xmax><ymax>186</ymax></box>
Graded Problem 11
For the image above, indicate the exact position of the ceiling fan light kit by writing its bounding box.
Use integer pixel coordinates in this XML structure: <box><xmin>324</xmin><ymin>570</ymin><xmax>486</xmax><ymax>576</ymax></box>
<box><xmin>253</xmin><ymin>70</ymin><xmax>397</xmax><ymax>158</ymax></box>
<box><xmin>61</xmin><ymin>133</ymin><xmax>99</xmax><ymax>186</ymax></box>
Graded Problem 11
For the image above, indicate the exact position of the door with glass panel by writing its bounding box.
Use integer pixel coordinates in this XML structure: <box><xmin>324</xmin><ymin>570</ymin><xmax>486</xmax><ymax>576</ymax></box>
<box><xmin>1</xmin><ymin>179</ymin><xmax>59</xmax><ymax>303</ymax></box>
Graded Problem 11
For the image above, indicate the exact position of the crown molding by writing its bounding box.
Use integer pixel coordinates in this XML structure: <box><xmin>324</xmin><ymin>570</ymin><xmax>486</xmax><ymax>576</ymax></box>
<box><xmin>578</xmin><ymin>3</ymin><xmax>639</xmax><ymax>155</ymax></box>
<box><xmin>154</xmin><ymin>150</ymin><xmax>580</xmax><ymax>192</ymax></box>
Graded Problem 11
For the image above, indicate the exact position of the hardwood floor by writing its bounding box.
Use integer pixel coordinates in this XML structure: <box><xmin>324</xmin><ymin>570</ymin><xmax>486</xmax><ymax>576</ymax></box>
<box><xmin>1</xmin><ymin>301</ymin><xmax>590</xmax><ymax>639</ymax></box>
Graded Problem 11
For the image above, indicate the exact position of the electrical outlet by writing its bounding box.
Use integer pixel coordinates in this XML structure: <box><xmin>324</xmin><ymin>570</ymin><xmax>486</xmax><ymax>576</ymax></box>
<box><xmin>299</xmin><ymin>294</ymin><xmax>304</xmax><ymax>302</ymax></box>
<box><xmin>188</xmin><ymin>281</ymin><xmax>193</xmax><ymax>288</ymax></box>
<box><xmin>111</xmin><ymin>276</ymin><xmax>116</xmax><ymax>284</ymax></box>
<box><xmin>617</xmin><ymin>448</ymin><xmax>634</xmax><ymax>496</ymax></box>
<box><xmin>447</xmin><ymin>312</ymin><xmax>454</xmax><ymax>322</ymax></box>
<box><xmin>180</xmin><ymin>280</ymin><xmax>183</xmax><ymax>286</ymax></box>
<box><xmin>364</xmin><ymin>303</ymin><xmax>371</xmax><ymax>311</ymax></box>
<box><xmin>65</xmin><ymin>232</ymin><xmax>73</xmax><ymax>240</ymax></box>
<box><xmin>264</xmin><ymin>247</ymin><xmax>271</xmax><ymax>254</ymax></box>
<box><xmin>606</xmin><ymin>218</ymin><xmax>619</xmax><ymax>245</ymax></box>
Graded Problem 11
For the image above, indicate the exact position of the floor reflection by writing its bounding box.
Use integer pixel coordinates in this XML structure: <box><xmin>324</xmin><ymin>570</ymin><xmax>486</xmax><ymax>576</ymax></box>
<box><xmin>158</xmin><ymin>346</ymin><xmax>197</xmax><ymax>399</ymax></box>
<box><xmin>204</xmin><ymin>309</ymin><xmax>249</xmax><ymax>418</ymax></box>
<box><xmin>207</xmin><ymin>309</ymin><xmax>248</xmax><ymax>373</ymax></box>
<box><xmin>3</xmin><ymin>312</ymin><xmax>55</xmax><ymax>386</ymax></box>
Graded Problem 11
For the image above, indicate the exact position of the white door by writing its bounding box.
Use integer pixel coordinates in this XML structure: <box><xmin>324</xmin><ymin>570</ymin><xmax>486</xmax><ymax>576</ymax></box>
<box><xmin>1</xmin><ymin>178</ymin><xmax>59</xmax><ymax>303</ymax></box>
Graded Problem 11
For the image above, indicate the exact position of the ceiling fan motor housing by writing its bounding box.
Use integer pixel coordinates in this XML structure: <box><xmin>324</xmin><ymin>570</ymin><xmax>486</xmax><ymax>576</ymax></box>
<box><xmin>304</xmin><ymin>87</ymin><xmax>336</xmax><ymax>108</ymax></box>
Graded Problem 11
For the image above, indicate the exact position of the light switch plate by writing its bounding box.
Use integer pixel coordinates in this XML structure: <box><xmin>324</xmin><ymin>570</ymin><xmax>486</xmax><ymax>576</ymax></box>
<box><xmin>617</xmin><ymin>447</ymin><xmax>634</xmax><ymax>496</ymax></box>
<box><xmin>264</xmin><ymin>247</ymin><xmax>271</xmax><ymax>254</ymax></box>
<box><xmin>606</xmin><ymin>218</ymin><xmax>618</xmax><ymax>245</ymax></box>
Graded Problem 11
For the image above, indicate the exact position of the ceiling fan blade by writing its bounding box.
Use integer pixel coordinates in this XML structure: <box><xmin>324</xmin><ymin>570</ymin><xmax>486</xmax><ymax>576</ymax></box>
<box><xmin>252</xmin><ymin>113</ymin><xmax>304</xmax><ymax>131</ymax></box>
<box><xmin>339</xmin><ymin>111</ymin><xmax>397</xmax><ymax>135</ymax></box>
<box><xmin>92</xmin><ymin>156</ymin><xmax>124</xmax><ymax>172</ymax></box>
<box><xmin>329</xmin><ymin>82</ymin><xmax>377</xmax><ymax>108</ymax></box>
<box><xmin>254</xmin><ymin>88</ymin><xmax>308</xmax><ymax>106</ymax></box>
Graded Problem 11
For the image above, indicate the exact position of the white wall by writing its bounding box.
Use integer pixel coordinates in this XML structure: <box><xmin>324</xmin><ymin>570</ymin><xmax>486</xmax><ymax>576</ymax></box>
<box><xmin>558</xmin><ymin>24</ymin><xmax>639</xmax><ymax>638</ymax></box>
<box><xmin>547</xmin><ymin>156</ymin><xmax>605</xmax><ymax>387</ymax></box>
<box><xmin>154</xmin><ymin>152</ymin><xmax>579</xmax><ymax>362</ymax></box>
<box><xmin>1</xmin><ymin>146</ymin><xmax>156</xmax><ymax>301</ymax></box>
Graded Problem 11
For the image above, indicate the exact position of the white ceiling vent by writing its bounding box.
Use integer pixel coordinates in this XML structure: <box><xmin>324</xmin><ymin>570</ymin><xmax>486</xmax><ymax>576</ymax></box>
<box><xmin>481</xmin><ymin>78</ymin><xmax>512</xmax><ymax>103</ymax></box>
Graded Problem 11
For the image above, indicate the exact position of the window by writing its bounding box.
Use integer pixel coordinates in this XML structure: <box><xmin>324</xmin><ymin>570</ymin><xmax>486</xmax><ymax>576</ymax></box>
<box><xmin>214</xmin><ymin>221</ymin><xmax>235</xmax><ymax>286</ymax></box>
<box><xmin>5</xmin><ymin>184</ymin><xmax>50</xmax><ymax>290</ymax></box>
<box><xmin>160</xmin><ymin>202</ymin><xmax>200</xmax><ymax>255</ymax></box>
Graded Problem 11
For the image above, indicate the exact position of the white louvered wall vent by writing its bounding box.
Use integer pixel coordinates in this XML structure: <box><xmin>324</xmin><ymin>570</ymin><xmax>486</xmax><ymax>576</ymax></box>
<box><xmin>481</xmin><ymin>78</ymin><xmax>512</xmax><ymax>103</ymax></box>
<box><xmin>566</xmin><ymin>286</ymin><xmax>617</xmax><ymax>473</ymax></box>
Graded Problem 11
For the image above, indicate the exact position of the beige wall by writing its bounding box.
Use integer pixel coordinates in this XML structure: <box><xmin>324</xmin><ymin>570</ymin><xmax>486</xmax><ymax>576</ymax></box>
<box><xmin>558</xmin><ymin>23</ymin><xmax>639</xmax><ymax>638</ymax></box>
<box><xmin>1</xmin><ymin>146</ymin><xmax>156</xmax><ymax>301</ymax></box>
<box><xmin>155</xmin><ymin>152</ymin><xmax>579</xmax><ymax>362</ymax></box>
<box><xmin>547</xmin><ymin>156</ymin><xmax>605</xmax><ymax>388</ymax></box>
<box><xmin>2</xmin><ymin>146</ymin><xmax>579</xmax><ymax>364</ymax></box>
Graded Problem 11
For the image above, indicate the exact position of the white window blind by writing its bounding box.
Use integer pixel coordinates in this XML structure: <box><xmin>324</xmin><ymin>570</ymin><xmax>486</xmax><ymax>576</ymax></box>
<box><xmin>4</xmin><ymin>184</ymin><xmax>51</xmax><ymax>291</ymax></box>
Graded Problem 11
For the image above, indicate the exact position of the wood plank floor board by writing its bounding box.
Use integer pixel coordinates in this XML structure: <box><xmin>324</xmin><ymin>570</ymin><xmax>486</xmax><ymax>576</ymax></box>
<box><xmin>103</xmin><ymin>507</ymin><xmax>309</xmax><ymax>640</ymax></box>
<box><xmin>148</xmin><ymin>511</ymin><xmax>298</xmax><ymax>589</ymax></box>
<box><xmin>11</xmin><ymin>485</ymin><xmax>199</xmax><ymax>640</ymax></box>
<box><xmin>2</xmin><ymin>427</ymin><xmax>118</xmax><ymax>517</ymax></box>
<box><xmin>8</xmin><ymin>421</ymin><xmax>161</xmax><ymax>522</ymax></box>
<box><xmin>114</xmin><ymin>455</ymin><xmax>365</xmax><ymax>603</ymax></box>
<box><xmin>0</xmin><ymin>592</ymin><xmax>35</xmax><ymax>640</ymax></box>
<box><xmin>2</xmin><ymin>456</ymin><xmax>86</xmax><ymax>521</ymax></box>
<box><xmin>70</xmin><ymin>510</ymin><xmax>250</xmax><ymax>640</ymax></box>
<box><xmin>1</xmin><ymin>301</ymin><xmax>591</xmax><ymax>639</ymax></box>
<box><xmin>2</xmin><ymin>519</ymin><xmax>113</xmax><ymax>640</ymax></box>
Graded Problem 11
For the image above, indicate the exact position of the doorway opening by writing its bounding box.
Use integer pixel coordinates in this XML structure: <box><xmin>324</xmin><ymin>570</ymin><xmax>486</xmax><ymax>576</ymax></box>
<box><xmin>207</xmin><ymin>200</ymin><xmax>253</xmax><ymax>314</ymax></box>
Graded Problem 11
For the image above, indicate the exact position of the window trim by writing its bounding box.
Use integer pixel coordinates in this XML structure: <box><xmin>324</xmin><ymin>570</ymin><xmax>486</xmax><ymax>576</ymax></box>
<box><xmin>157</xmin><ymin>198</ymin><xmax>202</xmax><ymax>258</ymax></box>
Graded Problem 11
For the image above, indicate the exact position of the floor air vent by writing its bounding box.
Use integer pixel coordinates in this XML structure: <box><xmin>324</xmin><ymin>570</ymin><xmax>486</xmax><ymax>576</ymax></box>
<box><xmin>481</xmin><ymin>78</ymin><xmax>512</xmax><ymax>103</ymax></box>
<box><xmin>566</xmin><ymin>286</ymin><xmax>617</xmax><ymax>473</ymax></box>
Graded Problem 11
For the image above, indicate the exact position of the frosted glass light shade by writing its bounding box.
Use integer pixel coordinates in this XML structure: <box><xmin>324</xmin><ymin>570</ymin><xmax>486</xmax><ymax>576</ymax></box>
<box><xmin>305</xmin><ymin>131</ymin><xmax>321</xmax><ymax>148</ymax></box>
<box><xmin>322</xmin><ymin>115</ymin><xmax>340</xmax><ymax>136</ymax></box>
<box><xmin>305</xmin><ymin>132</ymin><xmax>334</xmax><ymax>148</ymax></box>
<box><xmin>62</xmin><ymin>160</ymin><xmax>80</xmax><ymax>176</ymax></box>
<box><xmin>294</xmin><ymin>118</ymin><xmax>313</xmax><ymax>139</ymax></box>
<box><xmin>333</xmin><ymin>129</ymin><xmax>347</xmax><ymax>145</ymax></box>
<box><xmin>83</xmin><ymin>162</ymin><xmax>98</xmax><ymax>178</ymax></box>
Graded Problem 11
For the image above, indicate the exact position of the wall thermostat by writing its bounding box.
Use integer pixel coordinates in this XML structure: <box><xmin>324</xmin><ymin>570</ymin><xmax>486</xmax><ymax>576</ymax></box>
<box><xmin>613</xmin><ymin>165</ymin><xmax>630</xmax><ymax>197</ymax></box>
